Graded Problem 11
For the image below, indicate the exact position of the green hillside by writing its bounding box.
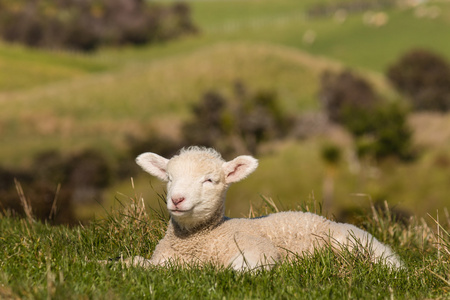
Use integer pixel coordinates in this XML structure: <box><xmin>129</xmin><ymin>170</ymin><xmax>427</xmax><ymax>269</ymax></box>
<box><xmin>1</xmin><ymin>0</ymin><xmax>450</xmax><ymax>220</ymax></box>
<box><xmin>0</xmin><ymin>42</ymin><xmax>327</xmax><ymax>164</ymax></box>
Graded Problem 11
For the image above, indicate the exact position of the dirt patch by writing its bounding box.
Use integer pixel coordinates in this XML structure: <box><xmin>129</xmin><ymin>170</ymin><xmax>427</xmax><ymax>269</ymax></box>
<box><xmin>409</xmin><ymin>112</ymin><xmax>450</xmax><ymax>146</ymax></box>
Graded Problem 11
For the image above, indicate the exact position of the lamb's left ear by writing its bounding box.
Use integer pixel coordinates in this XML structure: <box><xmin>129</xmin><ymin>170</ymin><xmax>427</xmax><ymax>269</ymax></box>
<box><xmin>222</xmin><ymin>155</ymin><xmax>258</xmax><ymax>184</ymax></box>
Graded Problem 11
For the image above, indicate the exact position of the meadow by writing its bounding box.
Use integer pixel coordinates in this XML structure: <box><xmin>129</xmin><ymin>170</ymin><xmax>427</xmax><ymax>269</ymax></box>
<box><xmin>1</xmin><ymin>193</ymin><xmax>450</xmax><ymax>299</ymax></box>
<box><xmin>1</xmin><ymin>1</ymin><xmax>450</xmax><ymax>217</ymax></box>
<box><xmin>2</xmin><ymin>0</ymin><xmax>450</xmax><ymax>297</ymax></box>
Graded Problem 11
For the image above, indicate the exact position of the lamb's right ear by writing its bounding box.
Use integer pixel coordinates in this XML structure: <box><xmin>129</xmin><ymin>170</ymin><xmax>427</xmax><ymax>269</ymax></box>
<box><xmin>136</xmin><ymin>153</ymin><xmax>169</xmax><ymax>181</ymax></box>
<box><xmin>222</xmin><ymin>155</ymin><xmax>258</xmax><ymax>184</ymax></box>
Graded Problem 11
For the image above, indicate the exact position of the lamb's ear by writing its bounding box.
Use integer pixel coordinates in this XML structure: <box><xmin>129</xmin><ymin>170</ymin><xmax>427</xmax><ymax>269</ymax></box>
<box><xmin>136</xmin><ymin>152</ymin><xmax>169</xmax><ymax>181</ymax></box>
<box><xmin>222</xmin><ymin>155</ymin><xmax>258</xmax><ymax>184</ymax></box>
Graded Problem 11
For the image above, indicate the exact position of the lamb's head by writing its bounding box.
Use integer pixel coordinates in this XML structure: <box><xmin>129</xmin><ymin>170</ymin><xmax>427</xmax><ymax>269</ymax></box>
<box><xmin>136</xmin><ymin>147</ymin><xmax>258</xmax><ymax>230</ymax></box>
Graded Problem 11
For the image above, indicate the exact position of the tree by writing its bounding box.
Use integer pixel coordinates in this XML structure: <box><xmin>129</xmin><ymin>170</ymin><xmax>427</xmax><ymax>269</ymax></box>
<box><xmin>319</xmin><ymin>70</ymin><xmax>378</xmax><ymax>123</ymax></box>
<box><xmin>387</xmin><ymin>49</ymin><xmax>450</xmax><ymax>112</ymax></box>
<box><xmin>0</xmin><ymin>0</ymin><xmax>197</xmax><ymax>51</ymax></box>
<box><xmin>343</xmin><ymin>103</ymin><xmax>414</xmax><ymax>161</ymax></box>
<box><xmin>319</xmin><ymin>69</ymin><xmax>414</xmax><ymax>161</ymax></box>
<box><xmin>182</xmin><ymin>81</ymin><xmax>291</xmax><ymax>156</ymax></box>
<box><xmin>182</xmin><ymin>91</ymin><xmax>229</xmax><ymax>150</ymax></box>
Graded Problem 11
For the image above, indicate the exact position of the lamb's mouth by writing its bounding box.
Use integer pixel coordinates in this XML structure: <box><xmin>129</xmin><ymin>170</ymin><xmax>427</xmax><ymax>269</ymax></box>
<box><xmin>169</xmin><ymin>208</ymin><xmax>193</xmax><ymax>215</ymax></box>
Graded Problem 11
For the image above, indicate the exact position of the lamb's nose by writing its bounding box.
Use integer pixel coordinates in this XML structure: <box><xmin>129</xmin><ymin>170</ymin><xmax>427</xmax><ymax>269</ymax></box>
<box><xmin>171</xmin><ymin>196</ymin><xmax>185</xmax><ymax>206</ymax></box>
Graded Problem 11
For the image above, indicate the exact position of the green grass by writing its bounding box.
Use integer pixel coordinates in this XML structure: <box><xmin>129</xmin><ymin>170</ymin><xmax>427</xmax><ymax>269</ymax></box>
<box><xmin>189</xmin><ymin>0</ymin><xmax>450</xmax><ymax>72</ymax></box>
<box><xmin>304</xmin><ymin>7</ymin><xmax>450</xmax><ymax>72</ymax></box>
<box><xmin>0</xmin><ymin>42</ymin><xmax>107</xmax><ymax>91</ymax></box>
<box><xmin>0</xmin><ymin>42</ymin><xmax>325</xmax><ymax>166</ymax></box>
<box><xmin>1</xmin><ymin>195</ymin><xmax>450</xmax><ymax>299</ymax></box>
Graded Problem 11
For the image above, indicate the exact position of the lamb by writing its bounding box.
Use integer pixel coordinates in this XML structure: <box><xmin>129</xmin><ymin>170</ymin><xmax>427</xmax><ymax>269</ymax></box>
<box><xmin>127</xmin><ymin>146</ymin><xmax>403</xmax><ymax>271</ymax></box>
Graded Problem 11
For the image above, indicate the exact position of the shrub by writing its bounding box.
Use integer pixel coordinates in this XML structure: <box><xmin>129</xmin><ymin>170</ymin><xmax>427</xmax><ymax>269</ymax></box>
<box><xmin>319</xmin><ymin>70</ymin><xmax>378</xmax><ymax>123</ymax></box>
<box><xmin>343</xmin><ymin>103</ymin><xmax>414</xmax><ymax>160</ymax></box>
<box><xmin>65</xmin><ymin>150</ymin><xmax>112</xmax><ymax>203</ymax></box>
<box><xmin>182</xmin><ymin>91</ymin><xmax>229</xmax><ymax>150</ymax></box>
<box><xmin>319</xmin><ymin>69</ymin><xmax>414</xmax><ymax>161</ymax></box>
<box><xmin>127</xmin><ymin>132</ymin><xmax>182</xmax><ymax>165</ymax></box>
<box><xmin>237</xmin><ymin>89</ymin><xmax>291</xmax><ymax>147</ymax></box>
<box><xmin>128</xmin><ymin>82</ymin><xmax>291</xmax><ymax>158</ymax></box>
<box><xmin>182</xmin><ymin>81</ymin><xmax>291</xmax><ymax>156</ymax></box>
<box><xmin>0</xmin><ymin>0</ymin><xmax>197</xmax><ymax>51</ymax></box>
<box><xmin>0</xmin><ymin>149</ymin><xmax>113</xmax><ymax>224</ymax></box>
<box><xmin>387</xmin><ymin>49</ymin><xmax>450</xmax><ymax>112</ymax></box>
<box><xmin>321</xmin><ymin>143</ymin><xmax>341</xmax><ymax>166</ymax></box>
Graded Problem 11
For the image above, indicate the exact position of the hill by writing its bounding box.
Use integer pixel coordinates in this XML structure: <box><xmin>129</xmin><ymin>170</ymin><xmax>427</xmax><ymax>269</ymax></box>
<box><xmin>1</xmin><ymin>0</ymin><xmax>450</xmax><ymax>220</ymax></box>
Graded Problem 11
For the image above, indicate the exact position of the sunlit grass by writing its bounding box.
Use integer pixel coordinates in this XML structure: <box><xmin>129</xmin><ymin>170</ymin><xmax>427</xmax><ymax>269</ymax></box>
<box><xmin>1</xmin><ymin>191</ymin><xmax>450</xmax><ymax>299</ymax></box>
<box><xmin>0</xmin><ymin>42</ymin><xmax>325</xmax><ymax>165</ymax></box>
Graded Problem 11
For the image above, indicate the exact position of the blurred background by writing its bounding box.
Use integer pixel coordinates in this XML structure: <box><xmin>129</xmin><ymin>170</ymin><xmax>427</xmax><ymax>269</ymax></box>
<box><xmin>1</xmin><ymin>0</ymin><xmax>450</xmax><ymax>225</ymax></box>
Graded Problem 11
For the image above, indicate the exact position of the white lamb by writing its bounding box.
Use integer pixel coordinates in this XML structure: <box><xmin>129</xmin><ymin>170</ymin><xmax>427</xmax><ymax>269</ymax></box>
<box><xmin>128</xmin><ymin>146</ymin><xmax>403</xmax><ymax>271</ymax></box>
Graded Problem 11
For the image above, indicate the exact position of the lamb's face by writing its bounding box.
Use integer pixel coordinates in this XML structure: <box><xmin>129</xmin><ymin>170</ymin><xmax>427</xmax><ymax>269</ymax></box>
<box><xmin>136</xmin><ymin>147</ymin><xmax>259</xmax><ymax>230</ymax></box>
<box><xmin>165</xmin><ymin>153</ymin><xmax>227</xmax><ymax>227</ymax></box>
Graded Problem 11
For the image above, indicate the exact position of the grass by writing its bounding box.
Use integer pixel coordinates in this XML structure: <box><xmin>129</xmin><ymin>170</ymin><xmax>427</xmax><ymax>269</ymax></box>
<box><xmin>1</xmin><ymin>191</ymin><xmax>450</xmax><ymax>299</ymax></box>
<box><xmin>0</xmin><ymin>42</ymin><xmax>107</xmax><ymax>92</ymax></box>
<box><xmin>308</xmin><ymin>7</ymin><xmax>450</xmax><ymax>72</ymax></box>
<box><xmin>190</xmin><ymin>0</ymin><xmax>450</xmax><ymax>72</ymax></box>
<box><xmin>0</xmin><ymin>42</ymin><xmax>327</xmax><ymax>165</ymax></box>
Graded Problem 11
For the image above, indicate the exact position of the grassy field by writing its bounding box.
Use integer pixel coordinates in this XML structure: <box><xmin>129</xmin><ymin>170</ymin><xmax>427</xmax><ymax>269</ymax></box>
<box><xmin>1</xmin><ymin>0</ymin><xmax>450</xmax><ymax>220</ymax></box>
<box><xmin>2</xmin><ymin>3</ymin><xmax>450</xmax><ymax>294</ymax></box>
<box><xmin>1</xmin><ymin>197</ymin><xmax>450</xmax><ymax>299</ymax></box>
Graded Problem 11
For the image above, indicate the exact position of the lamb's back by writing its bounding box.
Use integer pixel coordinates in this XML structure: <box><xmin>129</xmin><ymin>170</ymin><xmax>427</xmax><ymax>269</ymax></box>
<box><xmin>224</xmin><ymin>211</ymin><xmax>332</xmax><ymax>257</ymax></box>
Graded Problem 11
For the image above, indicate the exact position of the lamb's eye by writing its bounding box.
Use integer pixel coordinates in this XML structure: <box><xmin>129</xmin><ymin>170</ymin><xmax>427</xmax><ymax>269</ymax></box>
<box><xmin>204</xmin><ymin>178</ymin><xmax>213</xmax><ymax>184</ymax></box>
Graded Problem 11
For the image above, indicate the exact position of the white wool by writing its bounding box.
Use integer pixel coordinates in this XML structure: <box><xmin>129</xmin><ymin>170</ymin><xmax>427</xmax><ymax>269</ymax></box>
<box><xmin>129</xmin><ymin>147</ymin><xmax>403</xmax><ymax>271</ymax></box>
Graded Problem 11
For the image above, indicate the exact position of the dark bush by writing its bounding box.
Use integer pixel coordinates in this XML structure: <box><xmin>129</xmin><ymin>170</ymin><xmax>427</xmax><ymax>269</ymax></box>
<box><xmin>32</xmin><ymin>150</ymin><xmax>67</xmax><ymax>184</ymax></box>
<box><xmin>319</xmin><ymin>70</ymin><xmax>378</xmax><ymax>123</ymax></box>
<box><xmin>236</xmin><ymin>89</ymin><xmax>292</xmax><ymax>154</ymax></box>
<box><xmin>343</xmin><ymin>103</ymin><xmax>414</xmax><ymax>160</ymax></box>
<box><xmin>66</xmin><ymin>150</ymin><xmax>111</xmax><ymax>188</ymax></box>
<box><xmin>0</xmin><ymin>167</ymin><xmax>32</xmax><ymax>217</ymax></box>
<box><xmin>321</xmin><ymin>143</ymin><xmax>341</xmax><ymax>166</ymax></box>
<box><xmin>0</xmin><ymin>149</ymin><xmax>113</xmax><ymax>224</ymax></box>
<box><xmin>128</xmin><ymin>83</ymin><xmax>284</xmax><ymax>160</ymax></box>
<box><xmin>182</xmin><ymin>81</ymin><xmax>291</xmax><ymax>156</ymax></box>
<box><xmin>65</xmin><ymin>150</ymin><xmax>112</xmax><ymax>204</ymax></box>
<box><xmin>319</xmin><ymin>69</ymin><xmax>414</xmax><ymax>161</ymax></box>
<box><xmin>127</xmin><ymin>132</ymin><xmax>182</xmax><ymax>165</ymax></box>
<box><xmin>120</xmin><ymin>132</ymin><xmax>182</xmax><ymax>180</ymax></box>
<box><xmin>0</xmin><ymin>166</ymin><xmax>76</xmax><ymax>225</ymax></box>
<box><xmin>0</xmin><ymin>0</ymin><xmax>197</xmax><ymax>51</ymax></box>
<box><xmin>183</xmin><ymin>91</ymin><xmax>229</xmax><ymax>150</ymax></box>
<box><xmin>387</xmin><ymin>49</ymin><xmax>450</xmax><ymax>112</ymax></box>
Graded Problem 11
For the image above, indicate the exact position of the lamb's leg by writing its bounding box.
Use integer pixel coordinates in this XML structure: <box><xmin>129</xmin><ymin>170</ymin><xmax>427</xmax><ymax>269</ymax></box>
<box><xmin>123</xmin><ymin>256</ymin><xmax>153</xmax><ymax>267</ymax></box>
<box><xmin>98</xmin><ymin>255</ymin><xmax>153</xmax><ymax>268</ymax></box>
<box><xmin>228</xmin><ymin>234</ymin><xmax>281</xmax><ymax>271</ymax></box>
<box><xmin>329</xmin><ymin>222</ymin><xmax>403</xmax><ymax>269</ymax></box>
